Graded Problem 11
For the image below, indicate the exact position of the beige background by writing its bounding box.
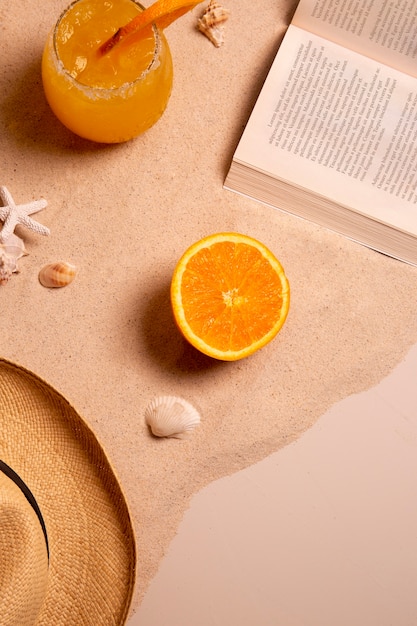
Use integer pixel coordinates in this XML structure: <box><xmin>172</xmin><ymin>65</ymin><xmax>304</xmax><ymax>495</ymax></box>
<box><xmin>1</xmin><ymin>0</ymin><xmax>417</xmax><ymax>619</ymax></box>
<box><xmin>131</xmin><ymin>343</ymin><xmax>417</xmax><ymax>626</ymax></box>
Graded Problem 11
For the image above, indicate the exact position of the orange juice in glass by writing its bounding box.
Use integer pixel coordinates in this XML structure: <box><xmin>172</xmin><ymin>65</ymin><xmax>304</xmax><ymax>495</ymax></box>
<box><xmin>42</xmin><ymin>0</ymin><xmax>173</xmax><ymax>143</ymax></box>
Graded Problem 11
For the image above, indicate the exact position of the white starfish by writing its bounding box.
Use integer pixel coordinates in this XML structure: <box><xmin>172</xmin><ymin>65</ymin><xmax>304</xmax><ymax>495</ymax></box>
<box><xmin>0</xmin><ymin>186</ymin><xmax>50</xmax><ymax>243</ymax></box>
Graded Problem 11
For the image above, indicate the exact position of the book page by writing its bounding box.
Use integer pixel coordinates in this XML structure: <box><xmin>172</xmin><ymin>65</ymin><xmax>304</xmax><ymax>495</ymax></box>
<box><xmin>232</xmin><ymin>26</ymin><xmax>417</xmax><ymax>235</ymax></box>
<box><xmin>292</xmin><ymin>0</ymin><xmax>417</xmax><ymax>78</ymax></box>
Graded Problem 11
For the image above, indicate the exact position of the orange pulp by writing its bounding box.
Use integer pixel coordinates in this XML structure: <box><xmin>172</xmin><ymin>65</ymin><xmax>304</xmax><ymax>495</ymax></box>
<box><xmin>171</xmin><ymin>233</ymin><xmax>290</xmax><ymax>361</ymax></box>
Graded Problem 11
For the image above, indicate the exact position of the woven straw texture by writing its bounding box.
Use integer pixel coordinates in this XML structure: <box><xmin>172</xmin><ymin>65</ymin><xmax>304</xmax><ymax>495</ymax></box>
<box><xmin>0</xmin><ymin>359</ymin><xmax>136</xmax><ymax>625</ymax></box>
<box><xmin>0</xmin><ymin>472</ymin><xmax>49</xmax><ymax>625</ymax></box>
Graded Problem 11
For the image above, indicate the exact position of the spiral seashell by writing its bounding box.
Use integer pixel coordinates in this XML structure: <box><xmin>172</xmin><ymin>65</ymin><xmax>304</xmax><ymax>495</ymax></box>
<box><xmin>197</xmin><ymin>0</ymin><xmax>230</xmax><ymax>47</ymax></box>
<box><xmin>0</xmin><ymin>250</ymin><xmax>15</xmax><ymax>285</ymax></box>
<box><xmin>145</xmin><ymin>396</ymin><xmax>201</xmax><ymax>439</ymax></box>
<box><xmin>0</xmin><ymin>233</ymin><xmax>28</xmax><ymax>284</ymax></box>
<box><xmin>0</xmin><ymin>233</ymin><xmax>27</xmax><ymax>262</ymax></box>
<box><xmin>199</xmin><ymin>0</ymin><xmax>229</xmax><ymax>27</ymax></box>
<box><xmin>38</xmin><ymin>261</ymin><xmax>77</xmax><ymax>288</ymax></box>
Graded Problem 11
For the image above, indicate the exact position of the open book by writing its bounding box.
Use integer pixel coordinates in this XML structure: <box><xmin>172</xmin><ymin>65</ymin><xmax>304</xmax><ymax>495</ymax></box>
<box><xmin>224</xmin><ymin>0</ymin><xmax>417</xmax><ymax>265</ymax></box>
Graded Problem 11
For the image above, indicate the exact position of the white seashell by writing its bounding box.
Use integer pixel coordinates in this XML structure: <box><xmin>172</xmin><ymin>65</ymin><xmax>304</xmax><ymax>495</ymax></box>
<box><xmin>145</xmin><ymin>396</ymin><xmax>201</xmax><ymax>439</ymax></box>
<box><xmin>0</xmin><ymin>233</ymin><xmax>27</xmax><ymax>262</ymax></box>
<box><xmin>38</xmin><ymin>261</ymin><xmax>77</xmax><ymax>288</ymax></box>
<box><xmin>0</xmin><ymin>234</ymin><xmax>27</xmax><ymax>284</ymax></box>
<box><xmin>197</xmin><ymin>0</ymin><xmax>230</xmax><ymax>48</ymax></box>
<box><xmin>0</xmin><ymin>250</ymin><xmax>14</xmax><ymax>285</ymax></box>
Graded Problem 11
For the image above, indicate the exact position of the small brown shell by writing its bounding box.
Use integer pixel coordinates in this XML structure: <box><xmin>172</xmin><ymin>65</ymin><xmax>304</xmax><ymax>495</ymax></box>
<box><xmin>38</xmin><ymin>261</ymin><xmax>77</xmax><ymax>288</ymax></box>
<box><xmin>197</xmin><ymin>0</ymin><xmax>230</xmax><ymax>47</ymax></box>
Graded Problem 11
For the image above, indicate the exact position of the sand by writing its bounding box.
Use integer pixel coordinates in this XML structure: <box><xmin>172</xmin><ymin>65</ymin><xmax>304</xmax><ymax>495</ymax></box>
<box><xmin>134</xmin><ymin>344</ymin><xmax>417</xmax><ymax>625</ymax></box>
<box><xmin>1</xmin><ymin>0</ymin><xmax>417</xmax><ymax>616</ymax></box>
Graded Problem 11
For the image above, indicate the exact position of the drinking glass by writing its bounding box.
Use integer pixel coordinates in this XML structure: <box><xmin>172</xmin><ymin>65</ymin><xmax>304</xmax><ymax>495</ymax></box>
<box><xmin>42</xmin><ymin>0</ymin><xmax>173</xmax><ymax>143</ymax></box>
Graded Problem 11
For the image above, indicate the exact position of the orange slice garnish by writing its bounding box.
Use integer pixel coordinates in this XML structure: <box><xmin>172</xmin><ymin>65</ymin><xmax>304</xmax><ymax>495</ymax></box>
<box><xmin>171</xmin><ymin>233</ymin><xmax>290</xmax><ymax>361</ymax></box>
<box><xmin>99</xmin><ymin>0</ymin><xmax>202</xmax><ymax>55</ymax></box>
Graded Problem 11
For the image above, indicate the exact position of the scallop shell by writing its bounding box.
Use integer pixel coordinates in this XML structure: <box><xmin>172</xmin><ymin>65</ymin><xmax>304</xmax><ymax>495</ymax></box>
<box><xmin>197</xmin><ymin>0</ymin><xmax>230</xmax><ymax>48</ymax></box>
<box><xmin>38</xmin><ymin>261</ymin><xmax>77</xmax><ymax>288</ymax></box>
<box><xmin>145</xmin><ymin>396</ymin><xmax>201</xmax><ymax>439</ymax></box>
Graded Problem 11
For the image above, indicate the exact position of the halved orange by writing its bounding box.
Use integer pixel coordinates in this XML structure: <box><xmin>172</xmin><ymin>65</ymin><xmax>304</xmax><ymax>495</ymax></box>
<box><xmin>99</xmin><ymin>0</ymin><xmax>203</xmax><ymax>55</ymax></box>
<box><xmin>171</xmin><ymin>233</ymin><xmax>290</xmax><ymax>361</ymax></box>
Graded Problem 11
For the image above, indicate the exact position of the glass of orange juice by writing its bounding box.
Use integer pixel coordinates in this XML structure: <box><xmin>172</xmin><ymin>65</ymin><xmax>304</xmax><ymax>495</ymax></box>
<box><xmin>42</xmin><ymin>0</ymin><xmax>173</xmax><ymax>143</ymax></box>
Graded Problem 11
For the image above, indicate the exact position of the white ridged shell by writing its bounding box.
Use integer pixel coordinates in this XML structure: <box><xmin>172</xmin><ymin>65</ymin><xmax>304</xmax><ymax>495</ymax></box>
<box><xmin>0</xmin><ymin>233</ymin><xmax>27</xmax><ymax>284</ymax></box>
<box><xmin>145</xmin><ymin>396</ymin><xmax>201</xmax><ymax>439</ymax></box>
<box><xmin>38</xmin><ymin>261</ymin><xmax>77</xmax><ymax>288</ymax></box>
<box><xmin>0</xmin><ymin>233</ymin><xmax>27</xmax><ymax>262</ymax></box>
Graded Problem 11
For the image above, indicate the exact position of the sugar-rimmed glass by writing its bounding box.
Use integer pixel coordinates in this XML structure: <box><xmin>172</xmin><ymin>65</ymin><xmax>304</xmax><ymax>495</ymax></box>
<box><xmin>42</xmin><ymin>0</ymin><xmax>173</xmax><ymax>143</ymax></box>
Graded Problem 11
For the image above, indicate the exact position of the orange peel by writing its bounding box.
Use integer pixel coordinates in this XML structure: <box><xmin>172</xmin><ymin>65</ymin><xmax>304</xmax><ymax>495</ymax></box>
<box><xmin>170</xmin><ymin>233</ymin><xmax>290</xmax><ymax>361</ymax></box>
<box><xmin>99</xmin><ymin>0</ymin><xmax>202</xmax><ymax>55</ymax></box>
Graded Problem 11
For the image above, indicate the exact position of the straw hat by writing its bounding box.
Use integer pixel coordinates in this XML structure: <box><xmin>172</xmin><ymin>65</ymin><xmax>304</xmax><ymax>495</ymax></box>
<box><xmin>0</xmin><ymin>358</ymin><xmax>136</xmax><ymax>625</ymax></box>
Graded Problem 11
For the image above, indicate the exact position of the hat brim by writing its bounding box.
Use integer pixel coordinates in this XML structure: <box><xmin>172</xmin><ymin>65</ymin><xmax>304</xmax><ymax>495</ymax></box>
<box><xmin>0</xmin><ymin>358</ymin><xmax>136</xmax><ymax>625</ymax></box>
